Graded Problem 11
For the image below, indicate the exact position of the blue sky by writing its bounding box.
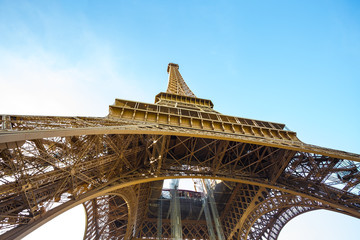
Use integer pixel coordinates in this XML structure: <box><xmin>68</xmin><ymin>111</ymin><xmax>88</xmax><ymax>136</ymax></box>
<box><xmin>1</xmin><ymin>1</ymin><xmax>359</xmax><ymax>239</ymax></box>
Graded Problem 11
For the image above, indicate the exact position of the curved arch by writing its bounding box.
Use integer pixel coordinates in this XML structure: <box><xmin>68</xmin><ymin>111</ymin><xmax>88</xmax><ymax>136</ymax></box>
<box><xmin>3</xmin><ymin>174</ymin><xmax>360</xmax><ymax>240</ymax></box>
<box><xmin>277</xmin><ymin>209</ymin><xmax>360</xmax><ymax>240</ymax></box>
<box><xmin>245</xmin><ymin>205</ymin><xmax>319</xmax><ymax>239</ymax></box>
<box><xmin>261</xmin><ymin>206</ymin><xmax>359</xmax><ymax>240</ymax></box>
<box><xmin>240</xmin><ymin>191</ymin><xmax>351</xmax><ymax>240</ymax></box>
<box><xmin>1</xmin><ymin>125</ymin><xmax>358</xmax><ymax>162</ymax></box>
<box><xmin>259</xmin><ymin>206</ymin><xmax>315</xmax><ymax>240</ymax></box>
<box><xmin>1</xmin><ymin>132</ymin><xmax>359</xmax><ymax>239</ymax></box>
<box><xmin>83</xmin><ymin>194</ymin><xmax>129</xmax><ymax>240</ymax></box>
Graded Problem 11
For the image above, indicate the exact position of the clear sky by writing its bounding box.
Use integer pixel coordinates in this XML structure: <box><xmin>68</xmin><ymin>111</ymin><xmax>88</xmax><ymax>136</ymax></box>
<box><xmin>0</xmin><ymin>0</ymin><xmax>359</xmax><ymax>239</ymax></box>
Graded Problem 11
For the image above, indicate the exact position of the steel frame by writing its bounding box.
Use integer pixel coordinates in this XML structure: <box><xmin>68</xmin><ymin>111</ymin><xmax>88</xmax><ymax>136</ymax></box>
<box><xmin>0</xmin><ymin>63</ymin><xmax>359</xmax><ymax>240</ymax></box>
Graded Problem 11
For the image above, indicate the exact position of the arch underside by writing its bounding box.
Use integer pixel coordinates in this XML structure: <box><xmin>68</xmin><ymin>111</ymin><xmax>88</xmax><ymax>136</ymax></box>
<box><xmin>80</xmin><ymin>182</ymin><xmax>340</xmax><ymax>240</ymax></box>
<box><xmin>1</xmin><ymin>125</ymin><xmax>360</xmax><ymax>239</ymax></box>
<box><xmin>83</xmin><ymin>194</ymin><xmax>128</xmax><ymax>239</ymax></box>
<box><xmin>247</xmin><ymin>205</ymin><xmax>314</xmax><ymax>240</ymax></box>
<box><xmin>83</xmin><ymin>185</ymin><xmax>139</xmax><ymax>240</ymax></box>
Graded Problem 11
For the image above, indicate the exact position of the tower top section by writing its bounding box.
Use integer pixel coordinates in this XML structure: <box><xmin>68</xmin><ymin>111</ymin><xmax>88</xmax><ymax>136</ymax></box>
<box><xmin>166</xmin><ymin>63</ymin><xmax>196</xmax><ymax>98</ymax></box>
<box><xmin>109</xmin><ymin>63</ymin><xmax>301</xmax><ymax>144</ymax></box>
<box><xmin>167</xmin><ymin>63</ymin><xmax>179</xmax><ymax>73</ymax></box>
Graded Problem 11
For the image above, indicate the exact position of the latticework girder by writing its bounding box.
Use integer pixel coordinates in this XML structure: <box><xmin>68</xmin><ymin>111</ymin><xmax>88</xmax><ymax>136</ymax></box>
<box><xmin>1</xmin><ymin>131</ymin><xmax>359</xmax><ymax>239</ymax></box>
<box><xmin>166</xmin><ymin>63</ymin><xmax>196</xmax><ymax>97</ymax></box>
<box><xmin>0</xmin><ymin>63</ymin><xmax>359</xmax><ymax>239</ymax></box>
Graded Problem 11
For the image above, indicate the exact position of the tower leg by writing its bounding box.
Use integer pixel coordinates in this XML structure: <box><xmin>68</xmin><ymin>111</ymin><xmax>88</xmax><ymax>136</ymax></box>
<box><xmin>170</xmin><ymin>179</ymin><xmax>182</xmax><ymax>239</ymax></box>
<box><xmin>204</xmin><ymin>179</ymin><xmax>225</xmax><ymax>240</ymax></box>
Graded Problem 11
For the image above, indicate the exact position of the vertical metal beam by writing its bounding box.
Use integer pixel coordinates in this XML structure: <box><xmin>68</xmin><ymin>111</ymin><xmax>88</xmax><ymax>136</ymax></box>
<box><xmin>195</xmin><ymin>178</ymin><xmax>216</xmax><ymax>239</ymax></box>
<box><xmin>157</xmin><ymin>199</ymin><xmax>162</xmax><ymax>239</ymax></box>
<box><xmin>202</xmin><ymin>196</ymin><xmax>216</xmax><ymax>240</ymax></box>
<box><xmin>170</xmin><ymin>179</ymin><xmax>182</xmax><ymax>239</ymax></box>
<box><xmin>204</xmin><ymin>179</ymin><xmax>225</xmax><ymax>240</ymax></box>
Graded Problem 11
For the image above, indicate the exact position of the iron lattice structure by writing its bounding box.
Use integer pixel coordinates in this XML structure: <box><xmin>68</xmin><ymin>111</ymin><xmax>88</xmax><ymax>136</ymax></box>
<box><xmin>0</xmin><ymin>63</ymin><xmax>359</xmax><ymax>239</ymax></box>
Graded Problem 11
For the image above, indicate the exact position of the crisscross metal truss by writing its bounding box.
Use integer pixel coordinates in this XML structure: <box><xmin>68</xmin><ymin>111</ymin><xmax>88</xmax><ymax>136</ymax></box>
<box><xmin>136</xmin><ymin>219</ymin><xmax>209</xmax><ymax>239</ymax></box>
<box><xmin>83</xmin><ymin>194</ymin><xmax>129</xmax><ymax>239</ymax></box>
<box><xmin>222</xmin><ymin>187</ymin><xmax>335</xmax><ymax>240</ymax></box>
<box><xmin>166</xmin><ymin>63</ymin><xmax>196</xmax><ymax>97</ymax></box>
<box><xmin>0</xmin><ymin>129</ymin><xmax>360</xmax><ymax>239</ymax></box>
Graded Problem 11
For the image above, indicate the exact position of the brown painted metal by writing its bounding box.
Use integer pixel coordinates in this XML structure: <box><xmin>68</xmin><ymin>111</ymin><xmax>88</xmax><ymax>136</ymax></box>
<box><xmin>0</xmin><ymin>63</ymin><xmax>359</xmax><ymax>240</ymax></box>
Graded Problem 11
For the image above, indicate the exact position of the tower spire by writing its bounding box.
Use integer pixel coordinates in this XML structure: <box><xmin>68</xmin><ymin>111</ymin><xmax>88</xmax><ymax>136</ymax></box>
<box><xmin>166</xmin><ymin>63</ymin><xmax>196</xmax><ymax>97</ymax></box>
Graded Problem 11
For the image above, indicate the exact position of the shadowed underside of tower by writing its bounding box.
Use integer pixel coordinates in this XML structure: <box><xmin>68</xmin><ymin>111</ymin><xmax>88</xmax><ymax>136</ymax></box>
<box><xmin>0</xmin><ymin>63</ymin><xmax>359</xmax><ymax>240</ymax></box>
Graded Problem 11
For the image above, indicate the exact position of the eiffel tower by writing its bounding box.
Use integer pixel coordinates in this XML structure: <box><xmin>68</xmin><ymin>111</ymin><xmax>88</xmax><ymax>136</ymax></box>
<box><xmin>1</xmin><ymin>63</ymin><xmax>359</xmax><ymax>240</ymax></box>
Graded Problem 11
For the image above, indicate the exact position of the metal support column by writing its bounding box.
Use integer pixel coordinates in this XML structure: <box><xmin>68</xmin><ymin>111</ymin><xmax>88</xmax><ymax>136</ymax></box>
<box><xmin>157</xmin><ymin>199</ymin><xmax>162</xmax><ymax>239</ymax></box>
<box><xmin>170</xmin><ymin>179</ymin><xmax>182</xmax><ymax>240</ymax></box>
<box><xmin>204</xmin><ymin>179</ymin><xmax>225</xmax><ymax>240</ymax></box>
<box><xmin>202</xmin><ymin>196</ymin><xmax>216</xmax><ymax>240</ymax></box>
